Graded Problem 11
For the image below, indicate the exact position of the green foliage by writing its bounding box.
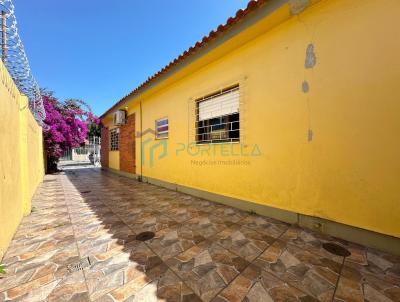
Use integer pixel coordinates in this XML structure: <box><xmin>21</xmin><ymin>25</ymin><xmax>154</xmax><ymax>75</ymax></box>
<box><xmin>88</xmin><ymin>123</ymin><xmax>101</xmax><ymax>137</ymax></box>
<box><xmin>0</xmin><ymin>264</ymin><xmax>6</xmax><ymax>274</ymax></box>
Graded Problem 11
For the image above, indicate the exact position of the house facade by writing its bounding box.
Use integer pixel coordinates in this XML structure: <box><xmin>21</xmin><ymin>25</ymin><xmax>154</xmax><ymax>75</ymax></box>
<box><xmin>100</xmin><ymin>0</ymin><xmax>400</xmax><ymax>254</ymax></box>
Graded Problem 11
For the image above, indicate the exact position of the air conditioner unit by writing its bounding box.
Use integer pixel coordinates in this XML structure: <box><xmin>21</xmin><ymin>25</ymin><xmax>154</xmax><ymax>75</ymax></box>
<box><xmin>113</xmin><ymin>110</ymin><xmax>126</xmax><ymax>126</ymax></box>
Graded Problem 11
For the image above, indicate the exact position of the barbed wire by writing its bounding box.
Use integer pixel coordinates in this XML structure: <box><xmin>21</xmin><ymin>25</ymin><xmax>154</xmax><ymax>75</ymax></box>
<box><xmin>0</xmin><ymin>0</ymin><xmax>45</xmax><ymax>125</ymax></box>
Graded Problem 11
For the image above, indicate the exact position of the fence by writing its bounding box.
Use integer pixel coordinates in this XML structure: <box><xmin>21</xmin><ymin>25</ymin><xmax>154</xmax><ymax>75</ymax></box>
<box><xmin>60</xmin><ymin>136</ymin><xmax>101</xmax><ymax>166</ymax></box>
<box><xmin>0</xmin><ymin>0</ymin><xmax>45</xmax><ymax>125</ymax></box>
<box><xmin>0</xmin><ymin>60</ymin><xmax>44</xmax><ymax>259</ymax></box>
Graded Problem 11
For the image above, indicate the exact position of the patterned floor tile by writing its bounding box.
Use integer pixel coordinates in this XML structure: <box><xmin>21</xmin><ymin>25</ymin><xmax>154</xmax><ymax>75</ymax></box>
<box><xmin>76</xmin><ymin>227</ymin><xmax>136</xmax><ymax>258</ymax></box>
<box><xmin>214</xmin><ymin>263</ymin><xmax>318</xmax><ymax>302</ymax></box>
<box><xmin>253</xmin><ymin>240</ymin><xmax>341</xmax><ymax>301</ymax></box>
<box><xmin>46</xmin><ymin>271</ymin><xmax>89</xmax><ymax>302</ymax></box>
<box><xmin>180</xmin><ymin>216</ymin><xmax>229</xmax><ymax>240</ymax></box>
<box><xmin>9</xmin><ymin>224</ymin><xmax>74</xmax><ymax>246</ymax></box>
<box><xmin>210</xmin><ymin>224</ymin><xmax>275</xmax><ymax>261</ymax></box>
<box><xmin>125</xmin><ymin>213</ymin><xmax>178</xmax><ymax>234</ymax></box>
<box><xmin>333</xmin><ymin>248</ymin><xmax>400</xmax><ymax>301</ymax></box>
<box><xmin>166</xmin><ymin>240</ymin><xmax>250</xmax><ymax>301</ymax></box>
<box><xmin>2</xmin><ymin>166</ymin><xmax>400</xmax><ymax>302</ymax></box>
<box><xmin>281</xmin><ymin>226</ymin><xmax>365</xmax><ymax>264</ymax></box>
<box><xmin>118</xmin><ymin>209</ymin><xmax>161</xmax><ymax>226</ymax></box>
<box><xmin>84</xmin><ymin>241</ymin><xmax>162</xmax><ymax>300</ymax></box>
<box><xmin>4</xmin><ymin>228</ymin><xmax>72</xmax><ymax>260</ymax></box>
<box><xmin>0</xmin><ymin>271</ymin><xmax>88</xmax><ymax>302</ymax></box>
<box><xmin>189</xmin><ymin>199</ymin><xmax>225</xmax><ymax>215</ymax></box>
<box><xmin>238</xmin><ymin>215</ymin><xmax>290</xmax><ymax>238</ymax></box>
<box><xmin>165</xmin><ymin>206</ymin><xmax>204</xmax><ymax>223</ymax></box>
<box><xmin>95</xmin><ymin>264</ymin><xmax>201</xmax><ymax>302</ymax></box>
<box><xmin>146</xmin><ymin>224</ymin><xmax>205</xmax><ymax>261</ymax></box>
<box><xmin>2</xmin><ymin>242</ymin><xmax>80</xmax><ymax>277</ymax></box>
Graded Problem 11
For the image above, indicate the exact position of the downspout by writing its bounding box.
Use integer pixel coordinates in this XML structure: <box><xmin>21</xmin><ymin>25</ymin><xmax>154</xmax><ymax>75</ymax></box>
<box><xmin>139</xmin><ymin>99</ymin><xmax>143</xmax><ymax>182</ymax></box>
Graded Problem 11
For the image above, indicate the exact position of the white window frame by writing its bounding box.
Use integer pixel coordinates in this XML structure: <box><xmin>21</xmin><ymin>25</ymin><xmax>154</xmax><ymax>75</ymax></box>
<box><xmin>155</xmin><ymin>117</ymin><xmax>169</xmax><ymax>139</ymax></box>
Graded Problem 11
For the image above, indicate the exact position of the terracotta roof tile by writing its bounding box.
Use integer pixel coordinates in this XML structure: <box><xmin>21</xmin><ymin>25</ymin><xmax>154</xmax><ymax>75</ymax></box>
<box><xmin>101</xmin><ymin>0</ymin><xmax>268</xmax><ymax>118</ymax></box>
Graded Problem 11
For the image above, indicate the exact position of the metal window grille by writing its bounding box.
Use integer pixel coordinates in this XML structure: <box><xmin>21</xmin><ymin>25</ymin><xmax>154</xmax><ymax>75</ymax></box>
<box><xmin>110</xmin><ymin>128</ymin><xmax>119</xmax><ymax>151</ymax></box>
<box><xmin>155</xmin><ymin>117</ymin><xmax>169</xmax><ymax>139</ymax></box>
<box><xmin>196</xmin><ymin>85</ymin><xmax>240</xmax><ymax>144</ymax></box>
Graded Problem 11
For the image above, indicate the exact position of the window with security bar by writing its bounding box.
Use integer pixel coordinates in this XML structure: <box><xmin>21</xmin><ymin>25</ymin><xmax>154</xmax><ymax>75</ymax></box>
<box><xmin>196</xmin><ymin>85</ymin><xmax>240</xmax><ymax>144</ymax></box>
<box><xmin>155</xmin><ymin>117</ymin><xmax>169</xmax><ymax>139</ymax></box>
<box><xmin>110</xmin><ymin>128</ymin><xmax>119</xmax><ymax>151</ymax></box>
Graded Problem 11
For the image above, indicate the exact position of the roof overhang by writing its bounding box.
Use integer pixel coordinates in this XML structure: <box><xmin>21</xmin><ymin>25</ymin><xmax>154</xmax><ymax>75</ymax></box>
<box><xmin>101</xmin><ymin>0</ymin><xmax>317</xmax><ymax>121</ymax></box>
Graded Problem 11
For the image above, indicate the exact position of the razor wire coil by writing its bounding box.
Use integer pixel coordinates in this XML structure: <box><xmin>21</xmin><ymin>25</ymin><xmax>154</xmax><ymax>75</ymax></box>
<box><xmin>0</xmin><ymin>0</ymin><xmax>45</xmax><ymax>125</ymax></box>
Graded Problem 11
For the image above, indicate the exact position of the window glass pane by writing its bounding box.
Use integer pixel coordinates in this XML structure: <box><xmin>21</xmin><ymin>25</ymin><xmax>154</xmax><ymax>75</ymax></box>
<box><xmin>157</xmin><ymin>125</ymin><xmax>168</xmax><ymax>132</ymax></box>
<box><xmin>196</xmin><ymin>86</ymin><xmax>240</xmax><ymax>144</ymax></box>
<box><xmin>156</xmin><ymin>118</ymin><xmax>169</xmax><ymax>139</ymax></box>
<box><xmin>157</xmin><ymin>119</ymin><xmax>168</xmax><ymax>127</ymax></box>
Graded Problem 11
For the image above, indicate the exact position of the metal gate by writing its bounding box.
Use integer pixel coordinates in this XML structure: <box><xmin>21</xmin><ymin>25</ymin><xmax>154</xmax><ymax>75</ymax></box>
<box><xmin>59</xmin><ymin>136</ymin><xmax>101</xmax><ymax>166</ymax></box>
<box><xmin>60</xmin><ymin>149</ymin><xmax>72</xmax><ymax>161</ymax></box>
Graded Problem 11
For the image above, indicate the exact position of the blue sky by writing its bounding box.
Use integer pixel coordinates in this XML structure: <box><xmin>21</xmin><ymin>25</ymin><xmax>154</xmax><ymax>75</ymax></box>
<box><xmin>13</xmin><ymin>0</ymin><xmax>249</xmax><ymax>115</ymax></box>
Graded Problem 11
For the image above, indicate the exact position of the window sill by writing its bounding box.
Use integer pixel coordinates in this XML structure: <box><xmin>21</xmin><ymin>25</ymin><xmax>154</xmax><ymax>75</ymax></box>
<box><xmin>196</xmin><ymin>141</ymin><xmax>240</xmax><ymax>146</ymax></box>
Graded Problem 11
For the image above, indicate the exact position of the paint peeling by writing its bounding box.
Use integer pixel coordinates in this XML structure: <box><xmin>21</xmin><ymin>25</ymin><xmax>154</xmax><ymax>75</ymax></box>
<box><xmin>289</xmin><ymin>0</ymin><xmax>310</xmax><ymax>15</ymax></box>
<box><xmin>305</xmin><ymin>44</ymin><xmax>316</xmax><ymax>69</ymax></box>
<box><xmin>302</xmin><ymin>81</ymin><xmax>309</xmax><ymax>93</ymax></box>
<box><xmin>308</xmin><ymin>129</ymin><xmax>313</xmax><ymax>142</ymax></box>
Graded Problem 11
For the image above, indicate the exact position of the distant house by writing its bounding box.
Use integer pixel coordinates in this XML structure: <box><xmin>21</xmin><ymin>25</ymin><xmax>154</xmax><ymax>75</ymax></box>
<box><xmin>100</xmin><ymin>0</ymin><xmax>400</xmax><ymax>254</ymax></box>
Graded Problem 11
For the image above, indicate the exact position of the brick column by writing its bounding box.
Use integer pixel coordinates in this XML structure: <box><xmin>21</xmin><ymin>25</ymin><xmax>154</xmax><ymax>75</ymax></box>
<box><xmin>120</xmin><ymin>114</ymin><xmax>136</xmax><ymax>174</ymax></box>
<box><xmin>100</xmin><ymin>125</ymin><xmax>109</xmax><ymax>168</ymax></box>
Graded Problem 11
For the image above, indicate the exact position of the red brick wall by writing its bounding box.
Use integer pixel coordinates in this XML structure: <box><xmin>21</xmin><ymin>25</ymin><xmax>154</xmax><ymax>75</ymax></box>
<box><xmin>100</xmin><ymin>126</ymin><xmax>109</xmax><ymax>168</ymax></box>
<box><xmin>120</xmin><ymin>114</ymin><xmax>136</xmax><ymax>174</ymax></box>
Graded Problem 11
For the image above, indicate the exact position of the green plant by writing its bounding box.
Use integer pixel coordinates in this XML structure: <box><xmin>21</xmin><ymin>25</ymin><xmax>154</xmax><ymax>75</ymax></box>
<box><xmin>0</xmin><ymin>264</ymin><xmax>6</xmax><ymax>274</ymax></box>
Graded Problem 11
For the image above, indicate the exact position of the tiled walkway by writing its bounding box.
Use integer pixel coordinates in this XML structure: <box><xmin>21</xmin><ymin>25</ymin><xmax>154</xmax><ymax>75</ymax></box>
<box><xmin>0</xmin><ymin>168</ymin><xmax>399</xmax><ymax>302</ymax></box>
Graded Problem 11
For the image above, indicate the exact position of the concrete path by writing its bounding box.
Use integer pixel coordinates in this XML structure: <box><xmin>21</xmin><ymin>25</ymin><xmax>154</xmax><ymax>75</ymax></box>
<box><xmin>0</xmin><ymin>167</ymin><xmax>399</xmax><ymax>301</ymax></box>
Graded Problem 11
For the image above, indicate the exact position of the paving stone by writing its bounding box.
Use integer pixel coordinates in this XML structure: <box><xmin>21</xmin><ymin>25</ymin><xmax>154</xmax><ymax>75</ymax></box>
<box><xmin>253</xmin><ymin>240</ymin><xmax>340</xmax><ymax>301</ymax></box>
<box><xmin>166</xmin><ymin>240</ymin><xmax>250</xmax><ymax>301</ymax></box>
<box><xmin>1</xmin><ymin>166</ymin><xmax>399</xmax><ymax>302</ymax></box>
<box><xmin>214</xmin><ymin>264</ymin><xmax>317</xmax><ymax>302</ymax></box>
<box><xmin>210</xmin><ymin>224</ymin><xmax>275</xmax><ymax>261</ymax></box>
<box><xmin>238</xmin><ymin>215</ymin><xmax>290</xmax><ymax>238</ymax></box>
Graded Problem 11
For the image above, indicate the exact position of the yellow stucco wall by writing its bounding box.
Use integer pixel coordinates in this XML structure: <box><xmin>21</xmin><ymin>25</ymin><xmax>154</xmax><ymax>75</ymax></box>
<box><xmin>103</xmin><ymin>0</ymin><xmax>400</xmax><ymax>238</ymax></box>
<box><xmin>0</xmin><ymin>61</ymin><xmax>44</xmax><ymax>259</ymax></box>
<box><xmin>109</xmin><ymin>151</ymin><xmax>120</xmax><ymax>170</ymax></box>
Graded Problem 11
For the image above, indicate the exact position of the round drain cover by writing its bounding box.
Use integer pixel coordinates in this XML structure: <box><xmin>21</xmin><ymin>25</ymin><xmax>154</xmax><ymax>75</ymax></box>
<box><xmin>136</xmin><ymin>231</ymin><xmax>155</xmax><ymax>241</ymax></box>
<box><xmin>322</xmin><ymin>242</ymin><xmax>351</xmax><ymax>257</ymax></box>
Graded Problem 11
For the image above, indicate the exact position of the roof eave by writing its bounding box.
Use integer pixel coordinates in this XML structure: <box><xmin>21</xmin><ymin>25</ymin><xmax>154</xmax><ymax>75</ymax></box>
<box><xmin>100</xmin><ymin>0</ymin><xmax>294</xmax><ymax>120</ymax></box>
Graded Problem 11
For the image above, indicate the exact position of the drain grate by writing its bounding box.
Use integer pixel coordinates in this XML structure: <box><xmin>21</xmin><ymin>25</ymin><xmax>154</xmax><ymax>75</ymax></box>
<box><xmin>322</xmin><ymin>243</ymin><xmax>351</xmax><ymax>257</ymax></box>
<box><xmin>67</xmin><ymin>257</ymin><xmax>91</xmax><ymax>273</ymax></box>
<box><xmin>80</xmin><ymin>190</ymin><xmax>91</xmax><ymax>194</ymax></box>
<box><xmin>136</xmin><ymin>231</ymin><xmax>155</xmax><ymax>241</ymax></box>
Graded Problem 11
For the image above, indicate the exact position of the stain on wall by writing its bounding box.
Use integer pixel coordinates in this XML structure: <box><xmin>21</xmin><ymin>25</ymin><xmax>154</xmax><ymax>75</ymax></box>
<box><xmin>302</xmin><ymin>80</ymin><xmax>310</xmax><ymax>93</ymax></box>
<box><xmin>305</xmin><ymin>43</ymin><xmax>317</xmax><ymax>69</ymax></box>
<box><xmin>289</xmin><ymin>0</ymin><xmax>311</xmax><ymax>15</ymax></box>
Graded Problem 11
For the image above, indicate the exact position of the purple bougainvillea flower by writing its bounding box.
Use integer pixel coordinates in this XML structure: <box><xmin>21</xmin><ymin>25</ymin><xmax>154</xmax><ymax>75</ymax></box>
<box><xmin>42</xmin><ymin>94</ymin><xmax>99</xmax><ymax>163</ymax></box>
